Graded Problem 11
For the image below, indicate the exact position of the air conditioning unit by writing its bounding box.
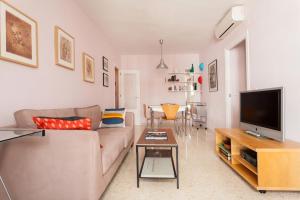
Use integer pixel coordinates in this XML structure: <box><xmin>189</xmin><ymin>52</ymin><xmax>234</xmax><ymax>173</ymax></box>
<box><xmin>215</xmin><ymin>6</ymin><xmax>245</xmax><ymax>40</ymax></box>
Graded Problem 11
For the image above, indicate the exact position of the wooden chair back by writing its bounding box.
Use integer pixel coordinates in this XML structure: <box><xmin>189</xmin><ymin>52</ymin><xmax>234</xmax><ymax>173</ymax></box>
<box><xmin>143</xmin><ymin>104</ymin><xmax>149</xmax><ymax>119</ymax></box>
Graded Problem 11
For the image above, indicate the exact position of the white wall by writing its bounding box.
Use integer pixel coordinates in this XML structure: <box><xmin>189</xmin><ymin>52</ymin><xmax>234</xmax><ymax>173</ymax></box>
<box><xmin>0</xmin><ymin>0</ymin><xmax>119</xmax><ymax>126</ymax></box>
<box><xmin>202</xmin><ymin>0</ymin><xmax>300</xmax><ymax>141</ymax></box>
<box><xmin>229</xmin><ymin>41</ymin><xmax>246</xmax><ymax>128</ymax></box>
<box><xmin>121</xmin><ymin>54</ymin><xmax>201</xmax><ymax>123</ymax></box>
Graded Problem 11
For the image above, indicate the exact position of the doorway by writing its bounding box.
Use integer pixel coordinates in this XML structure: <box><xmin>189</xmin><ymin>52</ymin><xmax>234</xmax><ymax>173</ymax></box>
<box><xmin>115</xmin><ymin>67</ymin><xmax>120</xmax><ymax>108</ymax></box>
<box><xmin>225</xmin><ymin>39</ymin><xmax>249</xmax><ymax>128</ymax></box>
<box><xmin>119</xmin><ymin>70</ymin><xmax>141</xmax><ymax>124</ymax></box>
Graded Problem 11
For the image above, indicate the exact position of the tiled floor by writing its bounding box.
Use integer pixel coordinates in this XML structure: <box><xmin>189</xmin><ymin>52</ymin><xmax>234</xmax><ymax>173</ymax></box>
<box><xmin>101</xmin><ymin>126</ymin><xmax>300</xmax><ymax>200</ymax></box>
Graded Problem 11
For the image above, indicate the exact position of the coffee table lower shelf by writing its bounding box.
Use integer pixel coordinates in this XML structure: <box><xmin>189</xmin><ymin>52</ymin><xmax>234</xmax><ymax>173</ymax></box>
<box><xmin>140</xmin><ymin>157</ymin><xmax>176</xmax><ymax>179</ymax></box>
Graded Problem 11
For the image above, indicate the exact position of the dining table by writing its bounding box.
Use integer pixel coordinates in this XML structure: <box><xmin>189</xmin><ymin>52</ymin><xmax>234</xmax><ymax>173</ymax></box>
<box><xmin>148</xmin><ymin>105</ymin><xmax>188</xmax><ymax>135</ymax></box>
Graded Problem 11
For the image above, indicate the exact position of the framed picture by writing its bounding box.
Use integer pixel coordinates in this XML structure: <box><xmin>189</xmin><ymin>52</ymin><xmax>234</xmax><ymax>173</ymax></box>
<box><xmin>0</xmin><ymin>1</ymin><xmax>38</xmax><ymax>67</ymax></box>
<box><xmin>103</xmin><ymin>56</ymin><xmax>108</xmax><ymax>71</ymax></box>
<box><xmin>208</xmin><ymin>59</ymin><xmax>218</xmax><ymax>92</ymax></box>
<box><xmin>82</xmin><ymin>53</ymin><xmax>95</xmax><ymax>83</ymax></box>
<box><xmin>54</xmin><ymin>26</ymin><xmax>75</xmax><ymax>70</ymax></box>
<box><xmin>103</xmin><ymin>73</ymin><xmax>109</xmax><ymax>87</ymax></box>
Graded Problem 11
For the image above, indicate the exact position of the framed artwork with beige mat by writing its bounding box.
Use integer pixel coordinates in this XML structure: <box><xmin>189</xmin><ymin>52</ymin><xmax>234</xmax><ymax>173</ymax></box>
<box><xmin>82</xmin><ymin>53</ymin><xmax>95</xmax><ymax>83</ymax></box>
<box><xmin>0</xmin><ymin>0</ymin><xmax>38</xmax><ymax>68</ymax></box>
<box><xmin>54</xmin><ymin>26</ymin><xmax>75</xmax><ymax>70</ymax></box>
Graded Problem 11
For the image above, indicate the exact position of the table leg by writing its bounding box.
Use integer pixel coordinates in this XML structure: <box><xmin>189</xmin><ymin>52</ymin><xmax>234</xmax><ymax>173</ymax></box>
<box><xmin>0</xmin><ymin>176</ymin><xmax>12</xmax><ymax>200</ymax></box>
<box><xmin>150</xmin><ymin>108</ymin><xmax>154</xmax><ymax>130</ymax></box>
<box><xmin>181</xmin><ymin>111</ymin><xmax>184</xmax><ymax>133</ymax></box>
<box><xmin>185</xmin><ymin>109</ymin><xmax>187</xmax><ymax>136</ymax></box>
<box><xmin>136</xmin><ymin>146</ymin><xmax>139</xmax><ymax>188</ymax></box>
<box><xmin>176</xmin><ymin>146</ymin><xmax>179</xmax><ymax>189</ymax></box>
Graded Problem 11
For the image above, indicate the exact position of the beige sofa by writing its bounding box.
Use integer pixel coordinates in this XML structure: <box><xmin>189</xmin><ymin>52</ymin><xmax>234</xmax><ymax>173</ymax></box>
<box><xmin>0</xmin><ymin>105</ymin><xmax>134</xmax><ymax>200</ymax></box>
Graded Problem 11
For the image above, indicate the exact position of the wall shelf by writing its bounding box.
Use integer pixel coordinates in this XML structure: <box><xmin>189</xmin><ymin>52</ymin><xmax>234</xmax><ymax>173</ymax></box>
<box><xmin>168</xmin><ymin>72</ymin><xmax>202</xmax><ymax>75</ymax></box>
<box><xmin>168</xmin><ymin>90</ymin><xmax>195</xmax><ymax>93</ymax></box>
<box><xmin>166</xmin><ymin>81</ymin><xmax>196</xmax><ymax>84</ymax></box>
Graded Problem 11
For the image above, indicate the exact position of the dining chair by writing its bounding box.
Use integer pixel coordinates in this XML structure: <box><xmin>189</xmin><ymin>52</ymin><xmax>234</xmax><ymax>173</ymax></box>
<box><xmin>161</xmin><ymin>103</ymin><xmax>180</xmax><ymax>133</ymax></box>
<box><xmin>176</xmin><ymin>106</ymin><xmax>192</xmax><ymax>133</ymax></box>
<box><xmin>143</xmin><ymin>104</ymin><xmax>161</xmax><ymax>128</ymax></box>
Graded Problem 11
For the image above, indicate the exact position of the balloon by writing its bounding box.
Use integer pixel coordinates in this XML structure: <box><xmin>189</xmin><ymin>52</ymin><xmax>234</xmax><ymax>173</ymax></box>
<box><xmin>199</xmin><ymin>63</ymin><xmax>205</xmax><ymax>71</ymax></box>
<box><xmin>198</xmin><ymin>76</ymin><xmax>203</xmax><ymax>84</ymax></box>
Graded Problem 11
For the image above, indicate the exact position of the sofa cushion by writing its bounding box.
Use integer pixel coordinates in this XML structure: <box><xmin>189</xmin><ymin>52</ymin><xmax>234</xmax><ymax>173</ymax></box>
<box><xmin>14</xmin><ymin>108</ymin><xmax>76</xmax><ymax>128</ymax></box>
<box><xmin>101</xmin><ymin>108</ymin><xmax>126</xmax><ymax>128</ymax></box>
<box><xmin>99</xmin><ymin>133</ymin><xmax>124</xmax><ymax>174</ymax></box>
<box><xmin>75</xmin><ymin>105</ymin><xmax>101</xmax><ymax>130</ymax></box>
<box><xmin>32</xmin><ymin>117</ymin><xmax>92</xmax><ymax>130</ymax></box>
<box><xmin>98</xmin><ymin>127</ymin><xmax>134</xmax><ymax>148</ymax></box>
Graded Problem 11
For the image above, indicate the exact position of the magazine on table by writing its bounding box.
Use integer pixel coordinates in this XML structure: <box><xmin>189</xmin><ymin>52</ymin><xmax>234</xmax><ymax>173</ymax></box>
<box><xmin>145</xmin><ymin>131</ymin><xmax>167</xmax><ymax>140</ymax></box>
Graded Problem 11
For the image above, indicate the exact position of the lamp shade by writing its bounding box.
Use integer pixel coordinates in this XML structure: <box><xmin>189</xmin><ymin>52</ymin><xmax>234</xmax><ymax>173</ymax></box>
<box><xmin>156</xmin><ymin>59</ymin><xmax>168</xmax><ymax>69</ymax></box>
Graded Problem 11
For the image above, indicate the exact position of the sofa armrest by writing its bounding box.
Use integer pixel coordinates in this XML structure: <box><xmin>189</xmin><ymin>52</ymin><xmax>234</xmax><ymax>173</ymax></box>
<box><xmin>0</xmin><ymin>129</ymin><xmax>105</xmax><ymax>200</ymax></box>
<box><xmin>125</xmin><ymin>112</ymin><xmax>135</xmax><ymax>127</ymax></box>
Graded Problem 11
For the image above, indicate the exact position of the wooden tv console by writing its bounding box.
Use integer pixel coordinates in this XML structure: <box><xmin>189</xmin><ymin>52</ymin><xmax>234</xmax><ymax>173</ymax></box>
<box><xmin>215</xmin><ymin>128</ymin><xmax>300</xmax><ymax>192</ymax></box>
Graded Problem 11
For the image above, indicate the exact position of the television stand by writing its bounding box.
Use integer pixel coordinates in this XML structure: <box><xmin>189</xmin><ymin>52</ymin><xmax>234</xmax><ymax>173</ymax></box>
<box><xmin>245</xmin><ymin>130</ymin><xmax>261</xmax><ymax>137</ymax></box>
<box><xmin>216</xmin><ymin>128</ymin><xmax>300</xmax><ymax>192</ymax></box>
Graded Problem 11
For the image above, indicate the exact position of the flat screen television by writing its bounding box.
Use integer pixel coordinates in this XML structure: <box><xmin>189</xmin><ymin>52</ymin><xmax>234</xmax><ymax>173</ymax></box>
<box><xmin>240</xmin><ymin>87</ymin><xmax>284</xmax><ymax>142</ymax></box>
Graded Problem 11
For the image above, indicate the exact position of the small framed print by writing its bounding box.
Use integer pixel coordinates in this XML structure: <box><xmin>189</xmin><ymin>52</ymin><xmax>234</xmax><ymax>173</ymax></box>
<box><xmin>103</xmin><ymin>73</ymin><xmax>109</xmax><ymax>87</ymax></box>
<box><xmin>208</xmin><ymin>59</ymin><xmax>218</xmax><ymax>92</ymax></box>
<box><xmin>0</xmin><ymin>0</ymin><xmax>38</xmax><ymax>68</ymax></box>
<box><xmin>103</xmin><ymin>56</ymin><xmax>108</xmax><ymax>72</ymax></box>
<box><xmin>82</xmin><ymin>53</ymin><xmax>95</xmax><ymax>83</ymax></box>
<box><xmin>54</xmin><ymin>26</ymin><xmax>75</xmax><ymax>70</ymax></box>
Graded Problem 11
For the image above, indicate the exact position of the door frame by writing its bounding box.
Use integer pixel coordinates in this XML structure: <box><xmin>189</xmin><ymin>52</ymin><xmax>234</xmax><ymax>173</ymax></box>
<box><xmin>119</xmin><ymin>69</ymin><xmax>141</xmax><ymax>125</ymax></box>
<box><xmin>115</xmin><ymin>67</ymin><xmax>120</xmax><ymax>108</ymax></box>
<box><xmin>224</xmin><ymin>31</ymin><xmax>250</xmax><ymax>128</ymax></box>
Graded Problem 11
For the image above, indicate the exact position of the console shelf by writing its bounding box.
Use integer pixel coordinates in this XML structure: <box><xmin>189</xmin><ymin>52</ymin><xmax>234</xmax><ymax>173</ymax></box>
<box><xmin>233</xmin><ymin>155</ymin><xmax>257</xmax><ymax>175</ymax></box>
<box><xmin>215</xmin><ymin>128</ymin><xmax>300</xmax><ymax>192</ymax></box>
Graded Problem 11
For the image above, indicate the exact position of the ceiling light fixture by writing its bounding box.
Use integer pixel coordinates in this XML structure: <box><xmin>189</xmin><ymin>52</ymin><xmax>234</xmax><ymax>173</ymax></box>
<box><xmin>156</xmin><ymin>39</ymin><xmax>168</xmax><ymax>69</ymax></box>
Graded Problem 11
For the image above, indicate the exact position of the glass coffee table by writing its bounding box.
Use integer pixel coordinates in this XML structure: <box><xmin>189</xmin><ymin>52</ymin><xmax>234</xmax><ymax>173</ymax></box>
<box><xmin>136</xmin><ymin>128</ymin><xmax>179</xmax><ymax>189</ymax></box>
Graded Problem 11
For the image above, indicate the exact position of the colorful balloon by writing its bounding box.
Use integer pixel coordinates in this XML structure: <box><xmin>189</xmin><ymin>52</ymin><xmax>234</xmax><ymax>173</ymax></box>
<box><xmin>199</xmin><ymin>63</ymin><xmax>205</xmax><ymax>71</ymax></box>
<box><xmin>198</xmin><ymin>76</ymin><xmax>203</xmax><ymax>84</ymax></box>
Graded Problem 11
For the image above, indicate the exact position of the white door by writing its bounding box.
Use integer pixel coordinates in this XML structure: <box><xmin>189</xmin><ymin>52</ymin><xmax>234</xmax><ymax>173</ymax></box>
<box><xmin>226</xmin><ymin>40</ymin><xmax>247</xmax><ymax>128</ymax></box>
<box><xmin>120</xmin><ymin>70</ymin><xmax>141</xmax><ymax>125</ymax></box>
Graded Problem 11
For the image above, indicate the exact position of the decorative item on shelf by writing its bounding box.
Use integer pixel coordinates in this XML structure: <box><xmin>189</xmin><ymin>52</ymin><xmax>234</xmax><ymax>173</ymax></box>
<box><xmin>190</xmin><ymin>64</ymin><xmax>194</xmax><ymax>73</ymax></box>
<box><xmin>193</xmin><ymin>83</ymin><xmax>197</xmax><ymax>91</ymax></box>
<box><xmin>199</xmin><ymin>63</ymin><xmax>205</xmax><ymax>71</ymax></box>
<box><xmin>179</xmin><ymin>86</ymin><xmax>183</xmax><ymax>91</ymax></box>
<box><xmin>168</xmin><ymin>86</ymin><xmax>172</xmax><ymax>91</ymax></box>
<box><xmin>168</xmin><ymin>75</ymin><xmax>179</xmax><ymax>82</ymax></box>
<box><xmin>208</xmin><ymin>59</ymin><xmax>218</xmax><ymax>92</ymax></box>
<box><xmin>198</xmin><ymin>76</ymin><xmax>203</xmax><ymax>85</ymax></box>
<box><xmin>0</xmin><ymin>1</ymin><xmax>38</xmax><ymax>68</ymax></box>
<box><xmin>223</xmin><ymin>139</ymin><xmax>231</xmax><ymax>151</ymax></box>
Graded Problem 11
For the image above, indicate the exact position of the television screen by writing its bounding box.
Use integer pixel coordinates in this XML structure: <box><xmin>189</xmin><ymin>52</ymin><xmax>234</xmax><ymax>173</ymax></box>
<box><xmin>240</xmin><ymin>89</ymin><xmax>282</xmax><ymax>131</ymax></box>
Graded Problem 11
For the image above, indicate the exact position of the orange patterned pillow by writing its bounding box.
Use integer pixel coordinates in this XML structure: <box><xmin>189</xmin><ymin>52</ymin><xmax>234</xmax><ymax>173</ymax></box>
<box><xmin>32</xmin><ymin>116</ymin><xmax>92</xmax><ymax>130</ymax></box>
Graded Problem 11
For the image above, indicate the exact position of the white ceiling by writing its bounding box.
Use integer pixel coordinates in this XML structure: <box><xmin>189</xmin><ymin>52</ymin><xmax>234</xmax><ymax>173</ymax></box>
<box><xmin>75</xmin><ymin>0</ymin><xmax>245</xmax><ymax>54</ymax></box>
